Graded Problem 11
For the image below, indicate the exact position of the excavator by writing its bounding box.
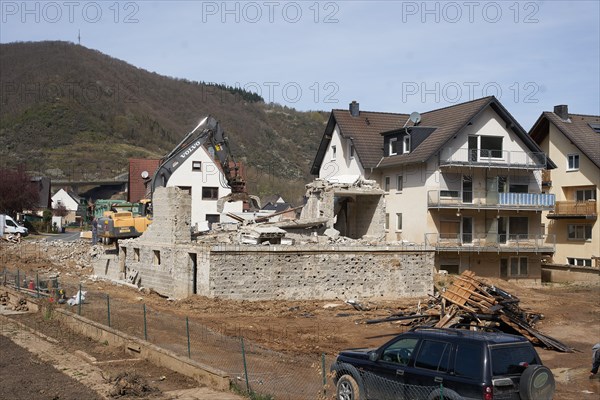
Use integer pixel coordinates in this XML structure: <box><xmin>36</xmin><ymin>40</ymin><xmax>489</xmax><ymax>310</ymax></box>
<box><xmin>97</xmin><ymin>115</ymin><xmax>259</xmax><ymax>244</ymax></box>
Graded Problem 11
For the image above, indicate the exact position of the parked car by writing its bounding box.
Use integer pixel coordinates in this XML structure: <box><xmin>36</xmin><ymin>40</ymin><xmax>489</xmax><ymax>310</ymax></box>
<box><xmin>0</xmin><ymin>214</ymin><xmax>28</xmax><ymax>236</ymax></box>
<box><xmin>331</xmin><ymin>327</ymin><xmax>555</xmax><ymax>400</ymax></box>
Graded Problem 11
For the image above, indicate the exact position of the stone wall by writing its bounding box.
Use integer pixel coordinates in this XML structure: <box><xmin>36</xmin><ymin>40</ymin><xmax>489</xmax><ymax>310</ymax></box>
<box><xmin>207</xmin><ymin>246</ymin><xmax>434</xmax><ymax>300</ymax></box>
<box><xmin>119</xmin><ymin>241</ymin><xmax>434</xmax><ymax>300</ymax></box>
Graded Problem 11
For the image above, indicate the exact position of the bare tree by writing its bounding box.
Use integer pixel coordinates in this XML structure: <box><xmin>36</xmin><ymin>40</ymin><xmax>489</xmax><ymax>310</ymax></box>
<box><xmin>0</xmin><ymin>165</ymin><xmax>39</xmax><ymax>217</ymax></box>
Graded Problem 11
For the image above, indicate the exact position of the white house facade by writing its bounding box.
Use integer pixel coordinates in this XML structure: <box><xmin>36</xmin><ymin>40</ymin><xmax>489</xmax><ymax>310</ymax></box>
<box><xmin>311</xmin><ymin>97</ymin><xmax>556</xmax><ymax>281</ymax></box>
<box><xmin>164</xmin><ymin>145</ymin><xmax>243</xmax><ymax>231</ymax></box>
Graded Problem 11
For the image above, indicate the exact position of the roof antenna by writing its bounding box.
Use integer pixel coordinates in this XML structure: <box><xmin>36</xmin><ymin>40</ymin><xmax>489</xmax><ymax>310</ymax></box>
<box><xmin>78</xmin><ymin>29</ymin><xmax>81</xmax><ymax>45</ymax></box>
<box><xmin>402</xmin><ymin>111</ymin><xmax>421</xmax><ymax>128</ymax></box>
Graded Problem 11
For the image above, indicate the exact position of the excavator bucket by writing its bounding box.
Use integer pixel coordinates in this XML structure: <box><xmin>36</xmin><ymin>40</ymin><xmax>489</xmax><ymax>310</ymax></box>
<box><xmin>217</xmin><ymin>192</ymin><xmax>261</xmax><ymax>213</ymax></box>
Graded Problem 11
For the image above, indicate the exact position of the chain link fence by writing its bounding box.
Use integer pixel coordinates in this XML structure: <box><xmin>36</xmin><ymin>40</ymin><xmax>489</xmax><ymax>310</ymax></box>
<box><xmin>2</xmin><ymin>266</ymin><xmax>447</xmax><ymax>400</ymax></box>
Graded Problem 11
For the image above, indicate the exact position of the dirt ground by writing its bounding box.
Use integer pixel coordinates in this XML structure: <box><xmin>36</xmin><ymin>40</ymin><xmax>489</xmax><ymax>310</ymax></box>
<box><xmin>2</xmin><ymin>239</ymin><xmax>600</xmax><ymax>399</ymax></box>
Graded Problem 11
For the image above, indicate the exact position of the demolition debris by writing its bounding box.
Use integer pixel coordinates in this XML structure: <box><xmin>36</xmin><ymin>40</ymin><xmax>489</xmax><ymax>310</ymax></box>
<box><xmin>363</xmin><ymin>270</ymin><xmax>574</xmax><ymax>353</ymax></box>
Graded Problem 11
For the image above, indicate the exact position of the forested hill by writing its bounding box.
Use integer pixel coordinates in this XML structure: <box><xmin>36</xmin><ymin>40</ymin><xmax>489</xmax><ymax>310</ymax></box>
<box><xmin>0</xmin><ymin>41</ymin><xmax>328</xmax><ymax>202</ymax></box>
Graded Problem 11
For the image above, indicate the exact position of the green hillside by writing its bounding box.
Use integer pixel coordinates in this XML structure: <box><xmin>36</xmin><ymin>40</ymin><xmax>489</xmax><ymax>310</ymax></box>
<box><xmin>0</xmin><ymin>41</ymin><xmax>328</xmax><ymax>203</ymax></box>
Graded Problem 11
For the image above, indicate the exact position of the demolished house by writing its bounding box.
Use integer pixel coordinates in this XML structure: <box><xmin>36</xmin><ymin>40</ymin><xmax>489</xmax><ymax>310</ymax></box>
<box><xmin>96</xmin><ymin>186</ymin><xmax>434</xmax><ymax>300</ymax></box>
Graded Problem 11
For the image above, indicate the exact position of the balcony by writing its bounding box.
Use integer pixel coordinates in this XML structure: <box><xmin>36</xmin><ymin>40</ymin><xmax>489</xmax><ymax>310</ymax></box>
<box><xmin>439</xmin><ymin>148</ymin><xmax>547</xmax><ymax>169</ymax></box>
<box><xmin>427</xmin><ymin>190</ymin><xmax>555</xmax><ymax>211</ymax></box>
<box><xmin>424</xmin><ymin>233</ymin><xmax>555</xmax><ymax>253</ymax></box>
<box><xmin>547</xmin><ymin>201</ymin><xmax>597</xmax><ymax>220</ymax></box>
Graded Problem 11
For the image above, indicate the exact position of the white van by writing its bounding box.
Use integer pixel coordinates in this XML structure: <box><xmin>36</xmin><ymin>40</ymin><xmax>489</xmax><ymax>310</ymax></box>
<box><xmin>0</xmin><ymin>214</ymin><xmax>29</xmax><ymax>236</ymax></box>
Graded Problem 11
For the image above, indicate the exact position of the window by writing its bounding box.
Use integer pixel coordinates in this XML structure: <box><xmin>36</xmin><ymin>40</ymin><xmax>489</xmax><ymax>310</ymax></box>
<box><xmin>202</xmin><ymin>187</ymin><xmax>219</xmax><ymax>200</ymax></box>
<box><xmin>576</xmin><ymin>189</ymin><xmax>596</xmax><ymax>202</ymax></box>
<box><xmin>454</xmin><ymin>344</ymin><xmax>483</xmax><ymax>380</ymax></box>
<box><xmin>153</xmin><ymin>250</ymin><xmax>161</xmax><ymax>266</ymax></box>
<box><xmin>415</xmin><ymin>340</ymin><xmax>451</xmax><ymax>372</ymax></box>
<box><xmin>381</xmin><ymin>338</ymin><xmax>418</xmax><ymax>366</ymax></box>
<box><xmin>384</xmin><ymin>176</ymin><xmax>391</xmax><ymax>192</ymax></box>
<box><xmin>349</xmin><ymin>143</ymin><xmax>355</xmax><ymax>159</ymax></box>
<box><xmin>510</xmin><ymin>257</ymin><xmax>528</xmax><ymax>276</ymax></box>
<box><xmin>331</xmin><ymin>145</ymin><xmax>337</xmax><ymax>160</ymax></box>
<box><xmin>508</xmin><ymin>216</ymin><xmax>528</xmax><ymax>239</ymax></box>
<box><xmin>480</xmin><ymin>136</ymin><xmax>503</xmax><ymax>158</ymax></box>
<box><xmin>396</xmin><ymin>213</ymin><xmax>403</xmax><ymax>231</ymax></box>
<box><xmin>567</xmin><ymin>154</ymin><xmax>579</xmax><ymax>171</ymax></box>
<box><xmin>385</xmin><ymin>213</ymin><xmax>390</xmax><ymax>230</ymax></box>
<box><xmin>396</xmin><ymin>175</ymin><xmax>403</xmax><ymax>192</ymax></box>
<box><xmin>491</xmin><ymin>346</ymin><xmax>538</xmax><ymax>376</ymax></box>
<box><xmin>509</xmin><ymin>184</ymin><xmax>528</xmax><ymax>193</ymax></box>
<box><xmin>567</xmin><ymin>257</ymin><xmax>592</xmax><ymax>267</ymax></box>
<box><xmin>403</xmin><ymin>135</ymin><xmax>411</xmax><ymax>154</ymax></box>
<box><xmin>192</xmin><ymin>161</ymin><xmax>202</xmax><ymax>171</ymax></box>
<box><xmin>134</xmin><ymin>248</ymin><xmax>140</xmax><ymax>262</ymax></box>
<box><xmin>389</xmin><ymin>138</ymin><xmax>398</xmax><ymax>155</ymax></box>
<box><xmin>568</xmin><ymin>224</ymin><xmax>592</xmax><ymax>240</ymax></box>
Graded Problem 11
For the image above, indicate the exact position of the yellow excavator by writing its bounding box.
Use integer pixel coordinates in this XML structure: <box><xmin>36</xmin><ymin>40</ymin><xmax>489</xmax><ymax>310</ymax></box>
<box><xmin>97</xmin><ymin>115</ymin><xmax>259</xmax><ymax>244</ymax></box>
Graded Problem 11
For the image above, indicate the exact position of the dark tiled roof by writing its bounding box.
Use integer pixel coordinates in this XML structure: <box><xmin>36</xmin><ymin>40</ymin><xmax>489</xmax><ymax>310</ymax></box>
<box><xmin>378</xmin><ymin>97</ymin><xmax>493</xmax><ymax>168</ymax></box>
<box><xmin>534</xmin><ymin>112</ymin><xmax>600</xmax><ymax>168</ymax></box>
<box><xmin>311</xmin><ymin>96</ymin><xmax>549</xmax><ymax>173</ymax></box>
<box><xmin>331</xmin><ymin>110</ymin><xmax>408</xmax><ymax>169</ymax></box>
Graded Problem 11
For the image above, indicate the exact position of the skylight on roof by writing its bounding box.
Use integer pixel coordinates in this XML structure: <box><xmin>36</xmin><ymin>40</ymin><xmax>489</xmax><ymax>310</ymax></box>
<box><xmin>589</xmin><ymin>123</ymin><xmax>600</xmax><ymax>134</ymax></box>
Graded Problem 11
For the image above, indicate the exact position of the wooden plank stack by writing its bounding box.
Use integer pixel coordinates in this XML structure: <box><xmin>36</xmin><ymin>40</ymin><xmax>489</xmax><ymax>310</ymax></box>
<box><xmin>365</xmin><ymin>270</ymin><xmax>574</xmax><ymax>353</ymax></box>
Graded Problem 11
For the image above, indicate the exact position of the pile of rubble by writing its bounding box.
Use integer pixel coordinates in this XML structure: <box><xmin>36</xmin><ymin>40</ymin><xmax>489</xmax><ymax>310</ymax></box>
<box><xmin>365</xmin><ymin>271</ymin><xmax>574</xmax><ymax>352</ymax></box>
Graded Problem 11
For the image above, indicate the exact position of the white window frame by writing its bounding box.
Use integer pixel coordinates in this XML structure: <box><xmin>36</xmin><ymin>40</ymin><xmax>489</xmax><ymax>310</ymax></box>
<box><xmin>384</xmin><ymin>176</ymin><xmax>391</xmax><ymax>192</ymax></box>
<box><xmin>349</xmin><ymin>143</ymin><xmax>355</xmax><ymax>159</ymax></box>
<box><xmin>479</xmin><ymin>136</ymin><xmax>504</xmax><ymax>159</ymax></box>
<box><xmin>396</xmin><ymin>213</ymin><xmax>403</xmax><ymax>231</ymax></box>
<box><xmin>567</xmin><ymin>154</ymin><xmax>579</xmax><ymax>171</ymax></box>
<box><xmin>385</xmin><ymin>213</ymin><xmax>390</xmax><ymax>231</ymax></box>
<box><xmin>403</xmin><ymin>135</ymin><xmax>411</xmax><ymax>154</ymax></box>
<box><xmin>567</xmin><ymin>224</ymin><xmax>592</xmax><ymax>241</ymax></box>
<box><xmin>575</xmin><ymin>189</ymin><xmax>596</xmax><ymax>202</ymax></box>
<box><xmin>331</xmin><ymin>145</ymin><xmax>337</xmax><ymax>160</ymax></box>
<box><xmin>567</xmin><ymin>257</ymin><xmax>592</xmax><ymax>267</ymax></box>
<box><xmin>396</xmin><ymin>175</ymin><xmax>403</xmax><ymax>192</ymax></box>
<box><xmin>509</xmin><ymin>256</ymin><xmax>528</xmax><ymax>276</ymax></box>
<box><xmin>389</xmin><ymin>138</ymin><xmax>398</xmax><ymax>156</ymax></box>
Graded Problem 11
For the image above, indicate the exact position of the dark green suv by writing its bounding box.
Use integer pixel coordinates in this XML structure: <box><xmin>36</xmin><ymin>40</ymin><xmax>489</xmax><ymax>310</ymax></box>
<box><xmin>331</xmin><ymin>327</ymin><xmax>555</xmax><ymax>400</ymax></box>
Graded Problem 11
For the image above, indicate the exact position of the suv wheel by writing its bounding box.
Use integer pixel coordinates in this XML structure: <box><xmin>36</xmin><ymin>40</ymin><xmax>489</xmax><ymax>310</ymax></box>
<box><xmin>337</xmin><ymin>374</ymin><xmax>361</xmax><ymax>400</ymax></box>
<box><xmin>519</xmin><ymin>365</ymin><xmax>555</xmax><ymax>400</ymax></box>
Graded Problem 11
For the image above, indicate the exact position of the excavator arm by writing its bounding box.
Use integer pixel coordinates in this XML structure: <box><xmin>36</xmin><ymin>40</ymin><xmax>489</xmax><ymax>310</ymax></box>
<box><xmin>150</xmin><ymin>115</ymin><xmax>259</xmax><ymax>212</ymax></box>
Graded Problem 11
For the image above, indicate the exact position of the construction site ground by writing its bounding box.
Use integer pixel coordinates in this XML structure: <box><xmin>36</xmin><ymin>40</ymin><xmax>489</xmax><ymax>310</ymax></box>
<box><xmin>1</xmin><ymin>238</ymin><xmax>600</xmax><ymax>399</ymax></box>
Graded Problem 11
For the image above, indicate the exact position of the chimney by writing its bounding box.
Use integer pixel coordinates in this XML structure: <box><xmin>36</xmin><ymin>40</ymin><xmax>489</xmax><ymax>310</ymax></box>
<box><xmin>554</xmin><ymin>105</ymin><xmax>569</xmax><ymax>120</ymax></box>
<box><xmin>349</xmin><ymin>101</ymin><xmax>359</xmax><ymax>117</ymax></box>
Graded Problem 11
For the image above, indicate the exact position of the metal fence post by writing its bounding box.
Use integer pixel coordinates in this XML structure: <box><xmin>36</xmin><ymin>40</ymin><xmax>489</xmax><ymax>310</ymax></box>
<box><xmin>143</xmin><ymin>304</ymin><xmax>148</xmax><ymax>341</ymax></box>
<box><xmin>106</xmin><ymin>295</ymin><xmax>111</xmax><ymax>327</ymax></box>
<box><xmin>36</xmin><ymin>272</ymin><xmax>40</xmax><ymax>298</ymax></box>
<box><xmin>77</xmin><ymin>283</ymin><xmax>82</xmax><ymax>315</ymax></box>
<box><xmin>241</xmin><ymin>337</ymin><xmax>250</xmax><ymax>393</ymax></box>
<box><xmin>322</xmin><ymin>353</ymin><xmax>327</xmax><ymax>397</ymax></box>
<box><xmin>186</xmin><ymin>317</ymin><xmax>191</xmax><ymax>358</ymax></box>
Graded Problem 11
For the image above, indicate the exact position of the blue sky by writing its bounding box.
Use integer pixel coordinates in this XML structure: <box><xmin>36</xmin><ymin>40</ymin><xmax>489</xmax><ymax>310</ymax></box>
<box><xmin>2</xmin><ymin>0</ymin><xmax>599</xmax><ymax>129</ymax></box>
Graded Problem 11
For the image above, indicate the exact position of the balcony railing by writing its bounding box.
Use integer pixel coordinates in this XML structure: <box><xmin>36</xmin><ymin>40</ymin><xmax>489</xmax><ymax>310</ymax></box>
<box><xmin>427</xmin><ymin>190</ymin><xmax>555</xmax><ymax>210</ymax></box>
<box><xmin>424</xmin><ymin>233</ymin><xmax>555</xmax><ymax>253</ymax></box>
<box><xmin>547</xmin><ymin>201</ymin><xmax>597</xmax><ymax>219</ymax></box>
<box><xmin>439</xmin><ymin>148</ymin><xmax>547</xmax><ymax>169</ymax></box>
